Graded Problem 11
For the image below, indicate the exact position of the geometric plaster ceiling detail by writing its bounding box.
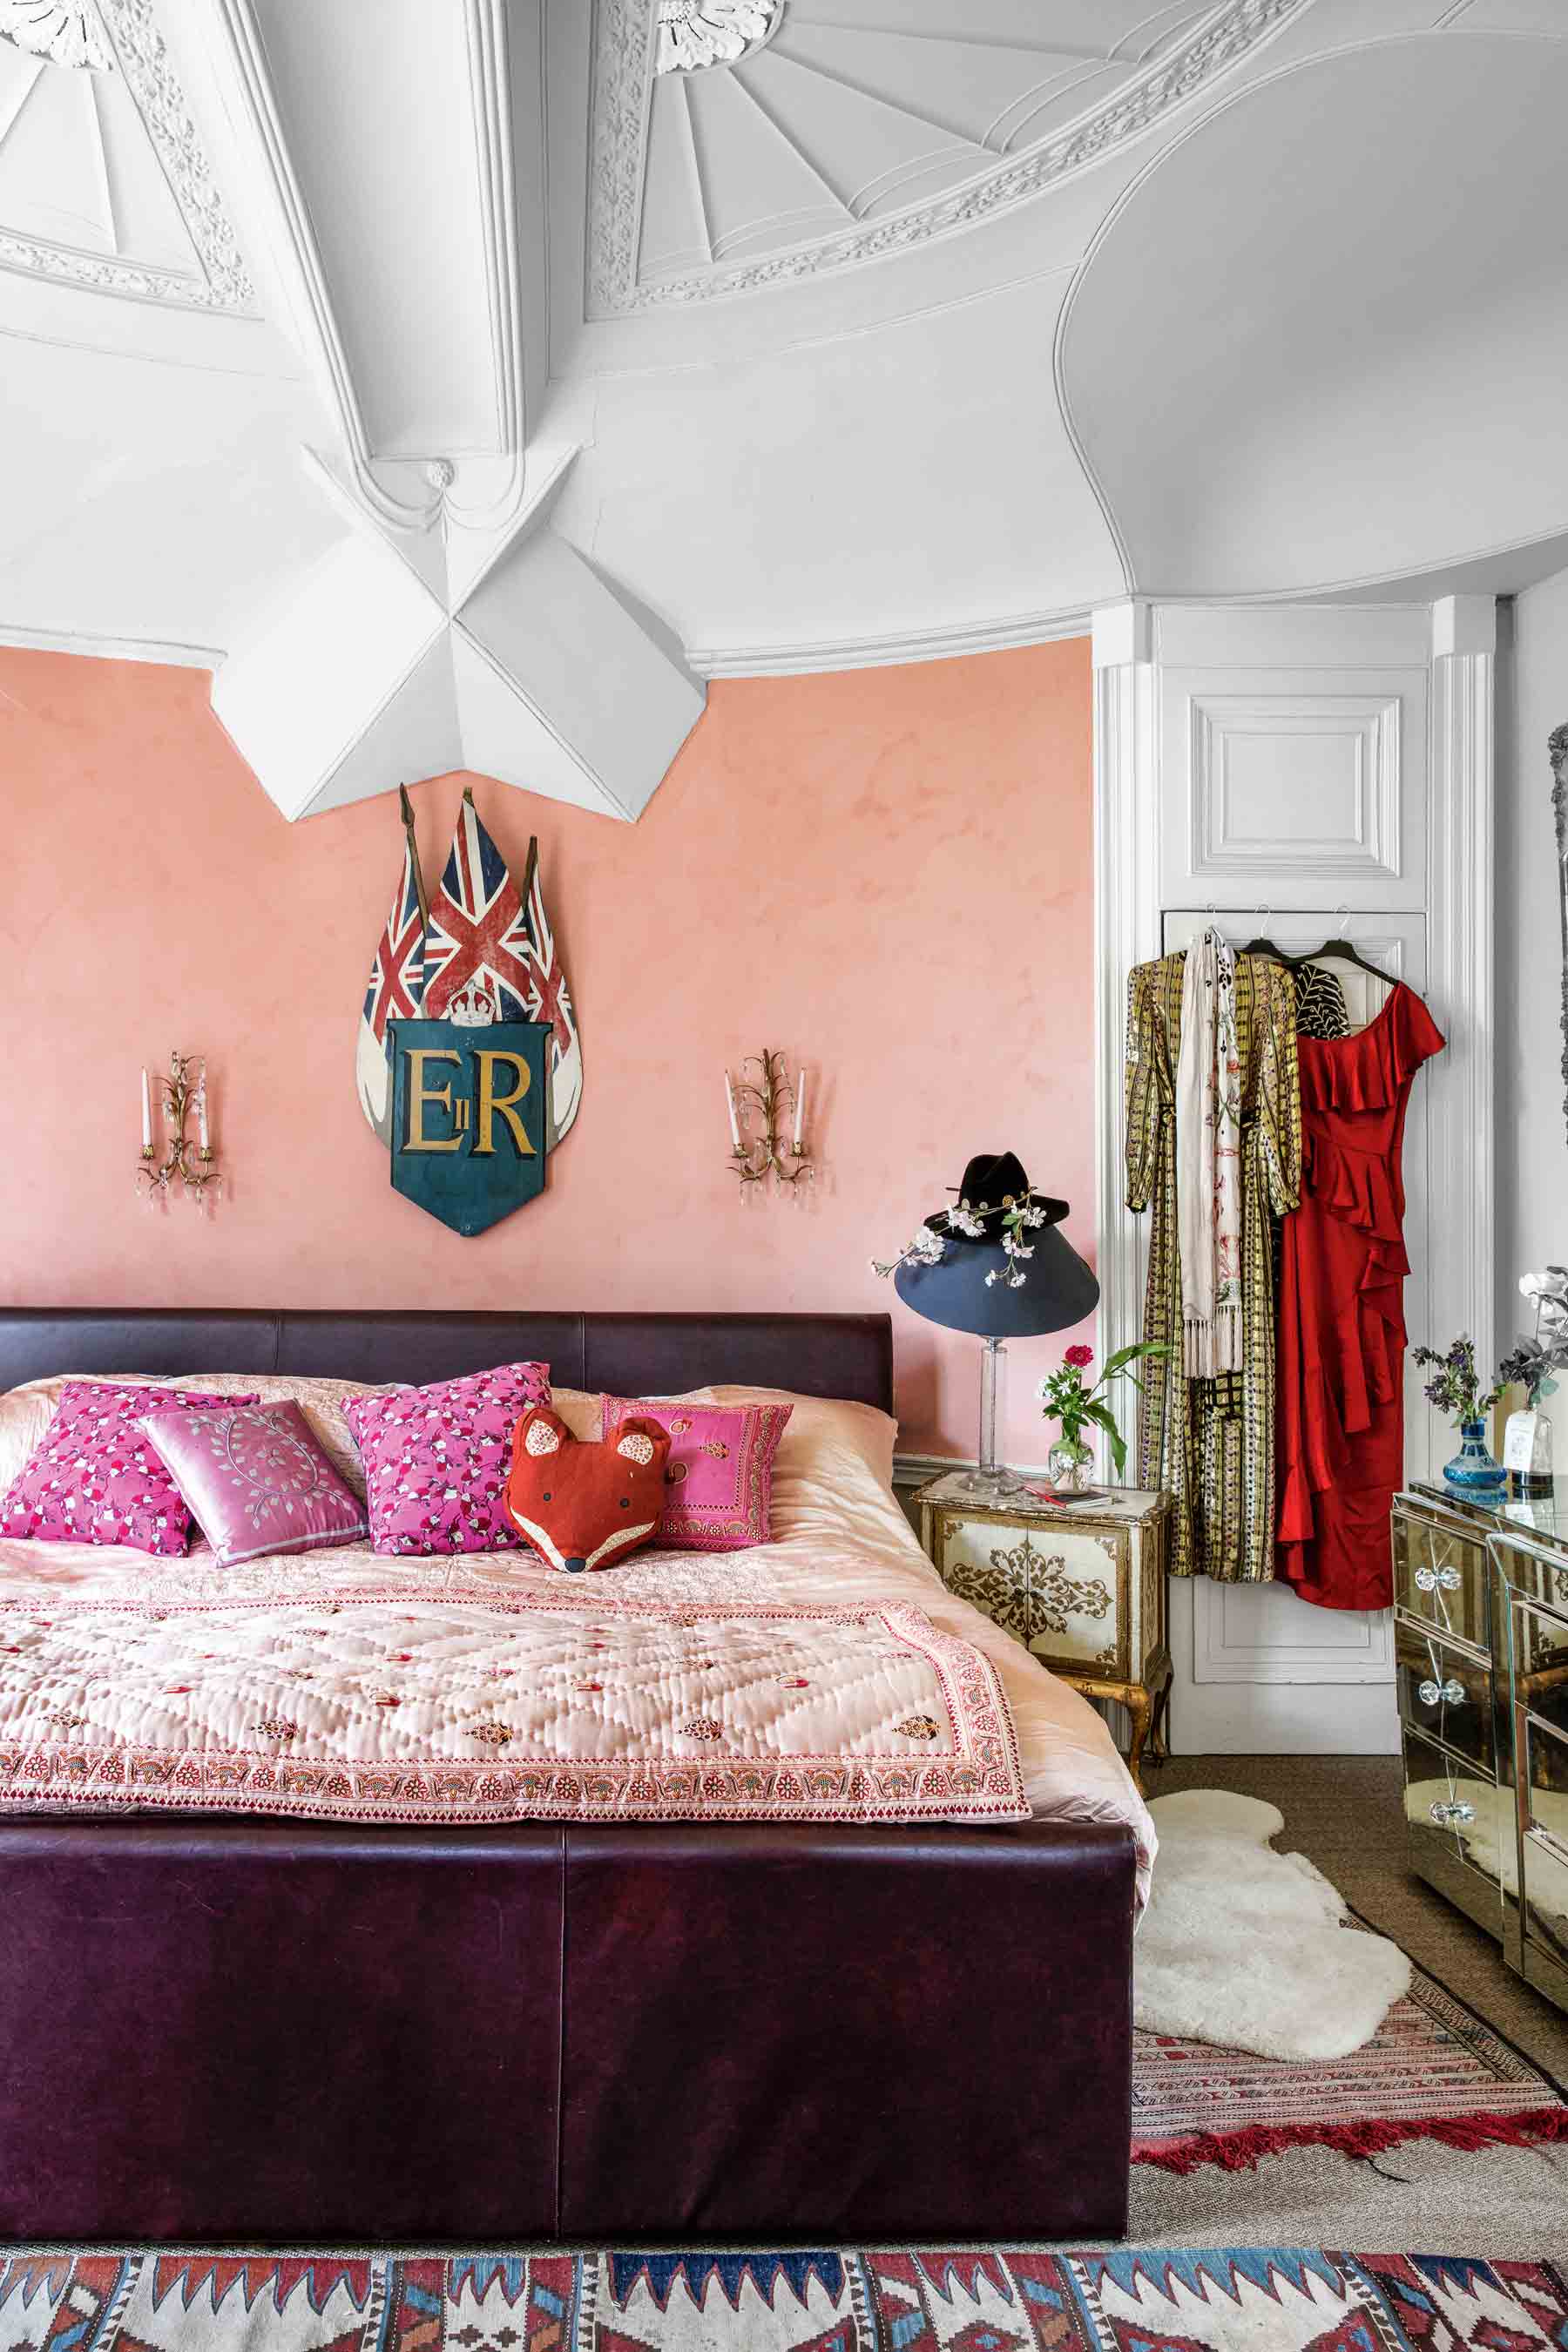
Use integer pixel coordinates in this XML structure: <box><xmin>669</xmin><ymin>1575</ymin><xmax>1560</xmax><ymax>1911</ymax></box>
<box><xmin>189</xmin><ymin>0</ymin><xmax>705</xmax><ymax>823</ymax></box>
<box><xmin>587</xmin><ymin>0</ymin><xmax>1308</xmax><ymax>314</ymax></box>
<box><xmin>0</xmin><ymin>0</ymin><xmax>253</xmax><ymax>308</ymax></box>
<box><xmin>212</xmin><ymin>448</ymin><xmax>706</xmax><ymax>824</ymax></box>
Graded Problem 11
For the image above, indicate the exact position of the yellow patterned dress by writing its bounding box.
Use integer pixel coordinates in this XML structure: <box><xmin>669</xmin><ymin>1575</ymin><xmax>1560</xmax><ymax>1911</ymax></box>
<box><xmin>1125</xmin><ymin>950</ymin><xmax>1301</xmax><ymax>1582</ymax></box>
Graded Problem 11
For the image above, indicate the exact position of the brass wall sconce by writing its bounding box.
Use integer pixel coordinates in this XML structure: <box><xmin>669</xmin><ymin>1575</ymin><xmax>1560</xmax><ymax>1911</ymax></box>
<box><xmin>137</xmin><ymin>1052</ymin><xmax>222</xmax><ymax>1207</ymax></box>
<box><xmin>723</xmin><ymin>1048</ymin><xmax>813</xmax><ymax>1193</ymax></box>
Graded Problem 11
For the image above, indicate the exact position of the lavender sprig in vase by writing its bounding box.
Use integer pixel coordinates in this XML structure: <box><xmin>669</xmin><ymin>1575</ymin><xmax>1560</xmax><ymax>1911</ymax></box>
<box><xmin>1413</xmin><ymin>1335</ymin><xmax>1505</xmax><ymax>1494</ymax></box>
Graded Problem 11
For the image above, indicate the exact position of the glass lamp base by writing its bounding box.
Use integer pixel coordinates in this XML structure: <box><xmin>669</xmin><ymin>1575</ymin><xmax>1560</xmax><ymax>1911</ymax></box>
<box><xmin>948</xmin><ymin>1463</ymin><xmax>1026</xmax><ymax>1501</ymax></box>
<box><xmin>962</xmin><ymin>1336</ymin><xmax>1025</xmax><ymax>1500</ymax></box>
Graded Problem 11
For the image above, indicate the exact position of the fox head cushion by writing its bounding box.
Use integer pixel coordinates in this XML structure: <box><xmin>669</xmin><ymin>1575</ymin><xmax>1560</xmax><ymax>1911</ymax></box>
<box><xmin>503</xmin><ymin>1404</ymin><xmax>672</xmax><ymax>1574</ymax></box>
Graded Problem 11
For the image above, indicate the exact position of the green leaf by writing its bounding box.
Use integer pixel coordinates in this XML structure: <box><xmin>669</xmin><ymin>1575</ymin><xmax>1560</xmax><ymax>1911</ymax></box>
<box><xmin>1082</xmin><ymin>1400</ymin><xmax>1128</xmax><ymax>1476</ymax></box>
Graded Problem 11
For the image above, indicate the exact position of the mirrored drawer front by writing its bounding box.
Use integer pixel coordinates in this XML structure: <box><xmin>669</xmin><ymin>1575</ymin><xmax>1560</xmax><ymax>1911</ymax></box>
<box><xmin>1491</xmin><ymin>1536</ymin><xmax>1568</xmax><ymax>1618</ymax></box>
<box><xmin>1393</xmin><ymin>1508</ymin><xmax>1489</xmax><ymax>1652</ymax></box>
<box><xmin>1511</xmin><ymin>1601</ymin><xmax>1568</xmax><ymax>1747</ymax></box>
<box><xmin>1521</xmin><ymin>1709</ymin><xmax>1568</xmax><ymax>1975</ymax></box>
<box><xmin>1396</xmin><ymin>1619</ymin><xmax>1493</xmax><ymax>1772</ymax></box>
<box><xmin>1402</xmin><ymin>1725</ymin><xmax>1505</xmax><ymax>1912</ymax></box>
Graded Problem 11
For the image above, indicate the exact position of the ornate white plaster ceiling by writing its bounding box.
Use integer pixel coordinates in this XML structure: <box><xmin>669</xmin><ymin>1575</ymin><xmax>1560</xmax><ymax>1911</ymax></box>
<box><xmin>589</xmin><ymin>0</ymin><xmax>1303</xmax><ymax>314</ymax></box>
<box><xmin>0</xmin><ymin>0</ymin><xmax>253</xmax><ymax>308</ymax></box>
<box><xmin>1</xmin><ymin>0</ymin><xmax>1567</xmax><ymax>821</ymax></box>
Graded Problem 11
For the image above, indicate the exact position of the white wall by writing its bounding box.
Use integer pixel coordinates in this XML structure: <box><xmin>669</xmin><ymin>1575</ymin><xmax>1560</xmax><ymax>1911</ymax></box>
<box><xmin>1498</xmin><ymin>577</ymin><xmax>1568</xmax><ymax>1460</ymax></box>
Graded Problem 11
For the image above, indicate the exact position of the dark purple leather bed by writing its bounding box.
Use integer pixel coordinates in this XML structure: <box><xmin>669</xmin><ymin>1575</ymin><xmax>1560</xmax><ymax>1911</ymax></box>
<box><xmin>0</xmin><ymin>1308</ymin><xmax>1135</xmax><ymax>2246</ymax></box>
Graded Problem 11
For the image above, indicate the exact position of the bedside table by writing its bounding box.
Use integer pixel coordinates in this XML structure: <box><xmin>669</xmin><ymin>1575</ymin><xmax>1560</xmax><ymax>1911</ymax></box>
<box><xmin>915</xmin><ymin>1473</ymin><xmax>1173</xmax><ymax>1791</ymax></box>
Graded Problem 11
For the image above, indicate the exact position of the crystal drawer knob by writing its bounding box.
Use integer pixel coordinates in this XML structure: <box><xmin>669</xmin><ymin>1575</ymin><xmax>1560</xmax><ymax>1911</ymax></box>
<box><xmin>1429</xmin><ymin>1799</ymin><xmax>1476</xmax><ymax>1827</ymax></box>
<box><xmin>1417</xmin><ymin>1678</ymin><xmax>1466</xmax><ymax>1707</ymax></box>
<box><xmin>1415</xmin><ymin>1565</ymin><xmax>1463</xmax><ymax>1593</ymax></box>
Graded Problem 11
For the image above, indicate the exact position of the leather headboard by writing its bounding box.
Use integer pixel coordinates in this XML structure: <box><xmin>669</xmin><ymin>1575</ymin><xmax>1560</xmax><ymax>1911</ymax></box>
<box><xmin>0</xmin><ymin>1309</ymin><xmax>895</xmax><ymax>1416</ymax></box>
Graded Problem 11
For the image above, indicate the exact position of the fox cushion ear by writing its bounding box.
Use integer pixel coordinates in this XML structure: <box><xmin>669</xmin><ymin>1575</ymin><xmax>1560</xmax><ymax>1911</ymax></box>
<box><xmin>504</xmin><ymin>1406</ymin><xmax>671</xmax><ymax>1575</ymax></box>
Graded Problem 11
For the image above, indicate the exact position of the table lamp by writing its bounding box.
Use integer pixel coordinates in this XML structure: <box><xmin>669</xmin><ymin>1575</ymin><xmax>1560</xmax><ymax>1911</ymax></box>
<box><xmin>882</xmin><ymin>1151</ymin><xmax>1099</xmax><ymax>1499</ymax></box>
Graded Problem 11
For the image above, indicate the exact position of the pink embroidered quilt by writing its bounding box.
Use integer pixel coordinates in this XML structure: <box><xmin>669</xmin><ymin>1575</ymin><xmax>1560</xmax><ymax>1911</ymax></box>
<box><xmin>0</xmin><ymin>1584</ymin><xmax>1027</xmax><ymax>1827</ymax></box>
<box><xmin>0</xmin><ymin>1377</ymin><xmax>1155</xmax><ymax>1891</ymax></box>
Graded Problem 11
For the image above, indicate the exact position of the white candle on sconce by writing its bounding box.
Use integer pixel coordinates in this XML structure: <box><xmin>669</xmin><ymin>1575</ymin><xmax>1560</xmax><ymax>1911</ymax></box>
<box><xmin>793</xmin><ymin>1069</ymin><xmax>807</xmax><ymax>1153</ymax></box>
<box><xmin>198</xmin><ymin>1068</ymin><xmax>210</xmax><ymax>1152</ymax></box>
<box><xmin>140</xmin><ymin>1068</ymin><xmax>152</xmax><ymax>1152</ymax></box>
<box><xmin>724</xmin><ymin>1070</ymin><xmax>741</xmax><ymax>1152</ymax></box>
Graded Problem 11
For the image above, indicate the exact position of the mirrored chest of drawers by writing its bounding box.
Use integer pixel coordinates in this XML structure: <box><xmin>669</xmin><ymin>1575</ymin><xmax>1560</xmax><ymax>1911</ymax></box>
<box><xmin>1393</xmin><ymin>1480</ymin><xmax>1568</xmax><ymax>2016</ymax></box>
<box><xmin>916</xmin><ymin>1476</ymin><xmax>1172</xmax><ymax>1790</ymax></box>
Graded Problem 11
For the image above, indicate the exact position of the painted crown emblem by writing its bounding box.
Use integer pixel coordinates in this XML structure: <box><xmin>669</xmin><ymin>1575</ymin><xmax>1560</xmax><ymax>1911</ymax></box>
<box><xmin>447</xmin><ymin>981</ymin><xmax>498</xmax><ymax>1027</ymax></box>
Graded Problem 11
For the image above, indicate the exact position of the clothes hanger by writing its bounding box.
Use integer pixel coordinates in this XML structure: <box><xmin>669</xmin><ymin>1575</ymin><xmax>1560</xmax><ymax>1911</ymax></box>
<box><xmin>1284</xmin><ymin>908</ymin><xmax>1389</xmax><ymax>985</ymax></box>
<box><xmin>1239</xmin><ymin>903</ymin><xmax>1288</xmax><ymax>963</ymax></box>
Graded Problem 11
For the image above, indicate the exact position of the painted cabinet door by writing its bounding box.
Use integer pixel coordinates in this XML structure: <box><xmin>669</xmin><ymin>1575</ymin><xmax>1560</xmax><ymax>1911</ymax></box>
<box><xmin>931</xmin><ymin>1511</ymin><xmax>1125</xmax><ymax>1678</ymax></box>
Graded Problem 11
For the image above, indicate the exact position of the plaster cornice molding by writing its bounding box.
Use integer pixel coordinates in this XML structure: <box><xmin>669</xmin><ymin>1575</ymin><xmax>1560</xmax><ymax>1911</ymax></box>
<box><xmin>688</xmin><ymin>604</ymin><xmax>1092</xmax><ymax>678</ymax></box>
<box><xmin>586</xmin><ymin>0</ymin><xmax>1310</xmax><ymax>316</ymax></box>
<box><xmin>0</xmin><ymin>0</ymin><xmax>255</xmax><ymax>313</ymax></box>
<box><xmin>0</xmin><ymin>619</ymin><xmax>222</xmax><ymax>668</ymax></box>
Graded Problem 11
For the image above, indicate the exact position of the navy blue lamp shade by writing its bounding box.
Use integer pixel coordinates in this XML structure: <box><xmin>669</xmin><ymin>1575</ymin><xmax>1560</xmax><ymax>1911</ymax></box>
<box><xmin>894</xmin><ymin>1229</ymin><xmax>1099</xmax><ymax>1336</ymax></box>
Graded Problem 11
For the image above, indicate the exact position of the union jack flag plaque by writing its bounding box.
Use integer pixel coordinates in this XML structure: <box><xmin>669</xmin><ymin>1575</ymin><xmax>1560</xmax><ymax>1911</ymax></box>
<box><xmin>389</xmin><ymin>1019</ymin><xmax>550</xmax><ymax>1237</ymax></box>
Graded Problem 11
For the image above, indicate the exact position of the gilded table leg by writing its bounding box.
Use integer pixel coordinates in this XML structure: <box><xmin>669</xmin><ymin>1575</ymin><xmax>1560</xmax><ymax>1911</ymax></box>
<box><xmin>1150</xmin><ymin>1673</ymin><xmax>1173</xmax><ymax>1763</ymax></box>
<box><xmin>1125</xmin><ymin>1688</ymin><xmax>1154</xmax><ymax>1796</ymax></box>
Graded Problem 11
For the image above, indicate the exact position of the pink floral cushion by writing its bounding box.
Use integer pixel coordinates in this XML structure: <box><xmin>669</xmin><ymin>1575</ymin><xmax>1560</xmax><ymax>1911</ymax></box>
<box><xmin>600</xmin><ymin>1396</ymin><xmax>793</xmax><ymax>1551</ymax></box>
<box><xmin>139</xmin><ymin>1400</ymin><xmax>368</xmax><ymax>1569</ymax></box>
<box><xmin>344</xmin><ymin>1362</ymin><xmax>551</xmax><ymax>1557</ymax></box>
<box><xmin>0</xmin><ymin>1381</ymin><xmax>260</xmax><ymax>1555</ymax></box>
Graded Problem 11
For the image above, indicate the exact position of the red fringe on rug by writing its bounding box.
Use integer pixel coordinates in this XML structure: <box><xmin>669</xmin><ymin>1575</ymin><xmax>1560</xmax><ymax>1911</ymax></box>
<box><xmin>1133</xmin><ymin>2104</ymin><xmax>1568</xmax><ymax>2175</ymax></box>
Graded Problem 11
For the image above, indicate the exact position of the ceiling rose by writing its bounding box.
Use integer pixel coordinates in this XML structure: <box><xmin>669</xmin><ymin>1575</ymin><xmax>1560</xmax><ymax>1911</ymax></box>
<box><xmin>655</xmin><ymin>0</ymin><xmax>780</xmax><ymax>78</ymax></box>
<box><xmin>0</xmin><ymin>0</ymin><xmax>113</xmax><ymax>70</ymax></box>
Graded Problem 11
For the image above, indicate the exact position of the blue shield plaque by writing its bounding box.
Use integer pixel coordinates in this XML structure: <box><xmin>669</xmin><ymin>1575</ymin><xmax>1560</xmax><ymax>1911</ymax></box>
<box><xmin>389</xmin><ymin>1020</ymin><xmax>550</xmax><ymax>1236</ymax></box>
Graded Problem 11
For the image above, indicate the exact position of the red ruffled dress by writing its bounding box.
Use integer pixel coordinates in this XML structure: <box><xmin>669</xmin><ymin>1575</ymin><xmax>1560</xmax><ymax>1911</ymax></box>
<box><xmin>1275</xmin><ymin>983</ymin><xmax>1444</xmax><ymax>1611</ymax></box>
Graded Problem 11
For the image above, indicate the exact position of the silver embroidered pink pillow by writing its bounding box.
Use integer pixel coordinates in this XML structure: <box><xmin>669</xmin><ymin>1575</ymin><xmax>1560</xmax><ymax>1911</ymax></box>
<box><xmin>139</xmin><ymin>1400</ymin><xmax>368</xmax><ymax>1569</ymax></box>
<box><xmin>0</xmin><ymin>1381</ymin><xmax>260</xmax><ymax>1555</ymax></box>
<box><xmin>343</xmin><ymin>1361</ymin><xmax>551</xmax><ymax>1556</ymax></box>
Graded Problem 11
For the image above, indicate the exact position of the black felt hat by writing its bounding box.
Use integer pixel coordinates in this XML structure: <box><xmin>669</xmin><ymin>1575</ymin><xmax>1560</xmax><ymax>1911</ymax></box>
<box><xmin>929</xmin><ymin>1151</ymin><xmax>1068</xmax><ymax>1240</ymax></box>
<box><xmin>894</xmin><ymin>1151</ymin><xmax>1098</xmax><ymax>1340</ymax></box>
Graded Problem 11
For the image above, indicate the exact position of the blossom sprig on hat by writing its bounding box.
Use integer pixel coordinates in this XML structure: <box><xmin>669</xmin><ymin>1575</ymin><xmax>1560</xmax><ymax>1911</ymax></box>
<box><xmin>872</xmin><ymin>1191</ymin><xmax>1051</xmax><ymax>1287</ymax></box>
<box><xmin>869</xmin><ymin>1227</ymin><xmax>948</xmax><ymax>1280</ymax></box>
<box><xmin>983</xmin><ymin>1195</ymin><xmax>1050</xmax><ymax>1290</ymax></box>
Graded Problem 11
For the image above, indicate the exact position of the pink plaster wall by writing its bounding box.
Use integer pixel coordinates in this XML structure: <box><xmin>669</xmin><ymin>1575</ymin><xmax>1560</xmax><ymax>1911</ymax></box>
<box><xmin>0</xmin><ymin>639</ymin><xmax>1095</xmax><ymax>1463</ymax></box>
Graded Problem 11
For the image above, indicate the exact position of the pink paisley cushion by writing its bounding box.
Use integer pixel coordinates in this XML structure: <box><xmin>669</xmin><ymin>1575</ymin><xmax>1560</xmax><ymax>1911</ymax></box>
<box><xmin>599</xmin><ymin>1396</ymin><xmax>793</xmax><ymax>1551</ymax></box>
<box><xmin>343</xmin><ymin>1361</ymin><xmax>551</xmax><ymax>1557</ymax></box>
<box><xmin>139</xmin><ymin>1400</ymin><xmax>368</xmax><ymax>1570</ymax></box>
<box><xmin>0</xmin><ymin>1381</ymin><xmax>260</xmax><ymax>1555</ymax></box>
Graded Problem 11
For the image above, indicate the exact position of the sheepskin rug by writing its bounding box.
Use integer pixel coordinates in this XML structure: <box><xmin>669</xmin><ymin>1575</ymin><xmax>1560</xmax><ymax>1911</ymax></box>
<box><xmin>1133</xmin><ymin>1788</ymin><xmax>1412</xmax><ymax>2062</ymax></box>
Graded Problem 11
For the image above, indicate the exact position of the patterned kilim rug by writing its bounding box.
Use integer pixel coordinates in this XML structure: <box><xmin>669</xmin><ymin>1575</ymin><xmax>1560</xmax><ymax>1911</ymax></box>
<box><xmin>1132</xmin><ymin>1954</ymin><xmax>1568</xmax><ymax>2173</ymax></box>
<box><xmin>3</xmin><ymin>2248</ymin><xmax>1567</xmax><ymax>2352</ymax></box>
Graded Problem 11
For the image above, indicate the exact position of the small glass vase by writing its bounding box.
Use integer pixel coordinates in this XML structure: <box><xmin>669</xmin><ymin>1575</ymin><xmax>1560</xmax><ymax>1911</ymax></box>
<box><xmin>1443</xmin><ymin>1416</ymin><xmax>1506</xmax><ymax>1495</ymax></box>
<box><xmin>1048</xmin><ymin>1433</ymin><xmax>1095</xmax><ymax>1494</ymax></box>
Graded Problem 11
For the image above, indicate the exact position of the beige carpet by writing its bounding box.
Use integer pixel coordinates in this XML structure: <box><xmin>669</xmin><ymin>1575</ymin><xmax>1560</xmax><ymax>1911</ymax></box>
<box><xmin>1122</xmin><ymin>1755</ymin><xmax>1568</xmax><ymax>2255</ymax></box>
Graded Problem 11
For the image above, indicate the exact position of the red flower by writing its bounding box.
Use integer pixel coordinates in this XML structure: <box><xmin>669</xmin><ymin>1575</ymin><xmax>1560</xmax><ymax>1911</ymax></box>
<box><xmin>1064</xmin><ymin>1343</ymin><xmax>1094</xmax><ymax>1369</ymax></box>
